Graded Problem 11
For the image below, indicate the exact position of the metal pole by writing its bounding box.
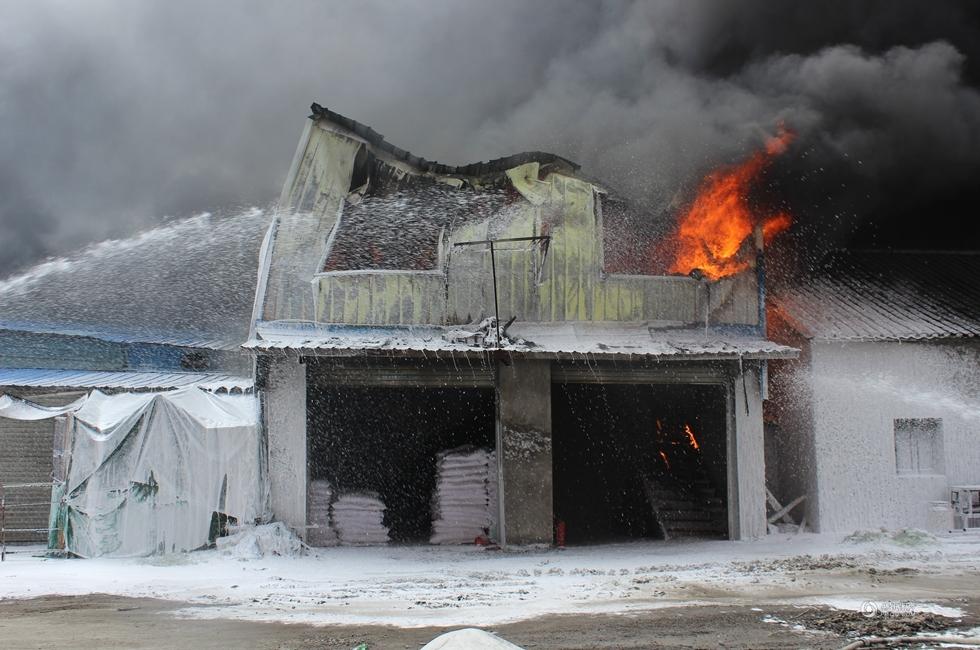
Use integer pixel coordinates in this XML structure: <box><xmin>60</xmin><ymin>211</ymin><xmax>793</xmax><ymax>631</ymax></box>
<box><xmin>489</xmin><ymin>241</ymin><xmax>501</xmax><ymax>348</ymax></box>
<box><xmin>453</xmin><ymin>235</ymin><xmax>549</xmax><ymax>349</ymax></box>
<box><xmin>703</xmin><ymin>281</ymin><xmax>710</xmax><ymax>340</ymax></box>
<box><xmin>754</xmin><ymin>225</ymin><xmax>766</xmax><ymax>334</ymax></box>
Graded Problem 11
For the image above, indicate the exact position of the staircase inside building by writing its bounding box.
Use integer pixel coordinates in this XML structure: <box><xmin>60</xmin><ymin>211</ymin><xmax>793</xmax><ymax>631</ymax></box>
<box><xmin>641</xmin><ymin>448</ymin><xmax>727</xmax><ymax>540</ymax></box>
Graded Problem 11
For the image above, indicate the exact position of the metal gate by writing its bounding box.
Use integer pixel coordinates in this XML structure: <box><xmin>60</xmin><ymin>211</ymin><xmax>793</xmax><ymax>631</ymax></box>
<box><xmin>306</xmin><ymin>358</ymin><xmax>495</xmax><ymax>388</ymax></box>
<box><xmin>0</xmin><ymin>417</ymin><xmax>55</xmax><ymax>547</ymax></box>
<box><xmin>0</xmin><ymin>392</ymin><xmax>79</xmax><ymax>551</ymax></box>
<box><xmin>551</xmin><ymin>361</ymin><xmax>731</xmax><ymax>385</ymax></box>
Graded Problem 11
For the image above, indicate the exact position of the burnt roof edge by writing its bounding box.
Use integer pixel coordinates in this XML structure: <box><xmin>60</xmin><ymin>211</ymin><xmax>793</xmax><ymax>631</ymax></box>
<box><xmin>310</xmin><ymin>102</ymin><xmax>580</xmax><ymax>177</ymax></box>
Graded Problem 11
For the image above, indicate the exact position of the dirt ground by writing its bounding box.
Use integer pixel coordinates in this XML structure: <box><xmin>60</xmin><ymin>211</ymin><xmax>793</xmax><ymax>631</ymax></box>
<box><xmin>0</xmin><ymin>593</ymin><xmax>977</xmax><ymax>650</ymax></box>
<box><xmin>5</xmin><ymin>535</ymin><xmax>980</xmax><ymax>648</ymax></box>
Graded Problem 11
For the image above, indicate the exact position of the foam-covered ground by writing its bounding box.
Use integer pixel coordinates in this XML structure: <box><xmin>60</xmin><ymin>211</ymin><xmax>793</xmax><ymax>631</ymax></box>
<box><xmin>2</xmin><ymin>530</ymin><xmax>979</xmax><ymax>628</ymax></box>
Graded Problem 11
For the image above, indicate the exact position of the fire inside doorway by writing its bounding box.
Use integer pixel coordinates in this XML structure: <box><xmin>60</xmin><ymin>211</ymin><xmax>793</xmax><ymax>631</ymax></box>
<box><xmin>307</xmin><ymin>365</ymin><xmax>495</xmax><ymax>543</ymax></box>
<box><xmin>552</xmin><ymin>382</ymin><xmax>729</xmax><ymax>544</ymax></box>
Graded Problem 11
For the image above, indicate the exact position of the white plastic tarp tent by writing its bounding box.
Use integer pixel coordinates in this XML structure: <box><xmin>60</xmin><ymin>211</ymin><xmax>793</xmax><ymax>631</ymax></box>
<box><xmin>0</xmin><ymin>394</ymin><xmax>86</xmax><ymax>420</ymax></box>
<box><xmin>0</xmin><ymin>388</ymin><xmax>264</xmax><ymax>557</ymax></box>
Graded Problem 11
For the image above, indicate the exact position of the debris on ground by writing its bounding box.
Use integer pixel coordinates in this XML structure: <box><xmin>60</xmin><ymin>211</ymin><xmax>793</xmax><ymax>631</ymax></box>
<box><xmin>795</xmin><ymin>608</ymin><xmax>954</xmax><ymax>637</ymax></box>
<box><xmin>733</xmin><ymin>553</ymin><xmax>860</xmax><ymax>573</ymax></box>
<box><xmin>843</xmin><ymin>529</ymin><xmax>936</xmax><ymax>548</ymax></box>
<box><xmin>215</xmin><ymin>522</ymin><xmax>305</xmax><ymax>559</ymax></box>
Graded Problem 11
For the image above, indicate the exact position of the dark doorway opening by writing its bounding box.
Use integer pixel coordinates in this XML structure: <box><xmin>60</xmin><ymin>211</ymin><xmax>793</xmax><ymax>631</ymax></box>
<box><xmin>552</xmin><ymin>382</ymin><xmax>728</xmax><ymax>544</ymax></box>
<box><xmin>307</xmin><ymin>384</ymin><xmax>494</xmax><ymax>542</ymax></box>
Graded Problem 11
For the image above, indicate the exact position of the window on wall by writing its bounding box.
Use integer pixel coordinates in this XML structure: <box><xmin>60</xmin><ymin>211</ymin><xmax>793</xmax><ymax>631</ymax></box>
<box><xmin>894</xmin><ymin>418</ymin><xmax>943</xmax><ymax>475</ymax></box>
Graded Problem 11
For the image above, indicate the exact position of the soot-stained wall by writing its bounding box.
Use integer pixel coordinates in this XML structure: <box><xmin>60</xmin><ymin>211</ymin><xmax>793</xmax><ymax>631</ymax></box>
<box><xmin>498</xmin><ymin>359</ymin><xmax>554</xmax><ymax>545</ymax></box>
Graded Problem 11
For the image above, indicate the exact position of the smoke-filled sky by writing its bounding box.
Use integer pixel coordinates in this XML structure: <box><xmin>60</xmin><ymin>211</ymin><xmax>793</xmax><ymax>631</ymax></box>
<box><xmin>2</xmin><ymin>0</ymin><xmax>979</xmax><ymax>276</ymax></box>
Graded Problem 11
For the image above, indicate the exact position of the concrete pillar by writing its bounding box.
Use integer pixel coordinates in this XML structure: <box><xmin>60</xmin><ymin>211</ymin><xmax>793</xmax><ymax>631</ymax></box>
<box><xmin>497</xmin><ymin>359</ymin><xmax>553</xmax><ymax>546</ymax></box>
<box><xmin>732</xmin><ymin>361</ymin><xmax>767</xmax><ymax>539</ymax></box>
<box><xmin>264</xmin><ymin>357</ymin><xmax>308</xmax><ymax>538</ymax></box>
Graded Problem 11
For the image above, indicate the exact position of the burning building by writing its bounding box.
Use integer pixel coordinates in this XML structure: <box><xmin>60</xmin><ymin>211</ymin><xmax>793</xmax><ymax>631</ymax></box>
<box><xmin>248</xmin><ymin>104</ymin><xmax>798</xmax><ymax>546</ymax></box>
<box><xmin>3</xmin><ymin>103</ymin><xmax>975</xmax><ymax>558</ymax></box>
<box><xmin>767</xmin><ymin>251</ymin><xmax>980</xmax><ymax>532</ymax></box>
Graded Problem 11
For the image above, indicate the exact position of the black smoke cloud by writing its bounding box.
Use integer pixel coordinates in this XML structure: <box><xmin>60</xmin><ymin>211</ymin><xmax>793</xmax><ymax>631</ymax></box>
<box><xmin>1</xmin><ymin>0</ymin><xmax>978</xmax><ymax>276</ymax></box>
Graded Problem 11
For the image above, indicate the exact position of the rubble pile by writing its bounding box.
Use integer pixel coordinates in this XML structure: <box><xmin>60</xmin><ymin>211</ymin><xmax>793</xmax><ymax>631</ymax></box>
<box><xmin>796</xmin><ymin>608</ymin><xmax>953</xmax><ymax>637</ymax></box>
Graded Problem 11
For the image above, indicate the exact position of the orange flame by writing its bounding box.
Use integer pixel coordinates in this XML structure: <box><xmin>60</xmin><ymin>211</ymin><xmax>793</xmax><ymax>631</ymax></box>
<box><xmin>683</xmin><ymin>423</ymin><xmax>700</xmax><ymax>451</ymax></box>
<box><xmin>666</xmin><ymin>123</ymin><xmax>795</xmax><ymax>280</ymax></box>
<box><xmin>659</xmin><ymin>450</ymin><xmax>671</xmax><ymax>471</ymax></box>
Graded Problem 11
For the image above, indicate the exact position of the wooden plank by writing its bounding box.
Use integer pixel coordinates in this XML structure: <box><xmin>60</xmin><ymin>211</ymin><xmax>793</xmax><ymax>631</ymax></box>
<box><xmin>767</xmin><ymin>494</ymin><xmax>806</xmax><ymax>525</ymax></box>
<box><xmin>766</xmin><ymin>487</ymin><xmax>797</xmax><ymax>525</ymax></box>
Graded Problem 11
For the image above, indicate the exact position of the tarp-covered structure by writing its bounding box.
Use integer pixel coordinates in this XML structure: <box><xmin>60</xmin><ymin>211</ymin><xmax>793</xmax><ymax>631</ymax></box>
<box><xmin>0</xmin><ymin>387</ymin><xmax>264</xmax><ymax>557</ymax></box>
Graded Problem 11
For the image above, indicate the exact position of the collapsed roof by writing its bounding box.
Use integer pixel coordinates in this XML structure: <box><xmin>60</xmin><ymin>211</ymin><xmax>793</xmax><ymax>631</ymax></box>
<box><xmin>256</xmin><ymin>102</ymin><xmax>777</xmax><ymax>355</ymax></box>
<box><xmin>310</xmin><ymin>103</ymin><xmax>587</xmax><ymax>274</ymax></box>
<box><xmin>308</xmin><ymin>103</ymin><xmax>675</xmax><ymax>276</ymax></box>
<box><xmin>309</xmin><ymin>103</ymin><xmax>580</xmax><ymax>179</ymax></box>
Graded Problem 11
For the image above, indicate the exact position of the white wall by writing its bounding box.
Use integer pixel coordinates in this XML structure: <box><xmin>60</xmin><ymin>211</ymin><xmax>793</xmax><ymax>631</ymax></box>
<box><xmin>264</xmin><ymin>357</ymin><xmax>308</xmax><ymax>537</ymax></box>
<box><xmin>733</xmin><ymin>363</ymin><xmax>767</xmax><ymax>539</ymax></box>
<box><xmin>808</xmin><ymin>340</ymin><xmax>980</xmax><ymax>532</ymax></box>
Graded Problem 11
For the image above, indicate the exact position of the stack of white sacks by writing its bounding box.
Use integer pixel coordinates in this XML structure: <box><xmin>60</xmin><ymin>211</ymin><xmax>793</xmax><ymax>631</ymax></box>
<box><xmin>430</xmin><ymin>446</ymin><xmax>498</xmax><ymax>544</ymax></box>
<box><xmin>306</xmin><ymin>480</ymin><xmax>338</xmax><ymax>547</ymax></box>
<box><xmin>331</xmin><ymin>491</ymin><xmax>390</xmax><ymax>545</ymax></box>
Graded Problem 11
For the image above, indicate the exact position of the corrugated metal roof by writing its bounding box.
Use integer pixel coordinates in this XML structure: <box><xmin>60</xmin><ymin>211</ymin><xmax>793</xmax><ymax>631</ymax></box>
<box><xmin>244</xmin><ymin>320</ymin><xmax>797</xmax><ymax>360</ymax></box>
<box><xmin>771</xmin><ymin>251</ymin><xmax>980</xmax><ymax>341</ymax></box>
<box><xmin>0</xmin><ymin>321</ymin><xmax>243</xmax><ymax>351</ymax></box>
<box><xmin>0</xmin><ymin>368</ymin><xmax>252</xmax><ymax>391</ymax></box>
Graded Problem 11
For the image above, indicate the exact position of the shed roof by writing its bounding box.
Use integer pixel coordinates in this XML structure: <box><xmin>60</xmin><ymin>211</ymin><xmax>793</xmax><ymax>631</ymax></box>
<box><xmin>770</xmin><ymin>250</ymin><xmax>980</xmax><ymax>341</ymax></box>
<box><xmin>245</xmin><ymin>320</ymin><xmax>797</xmax><ymax>361</ymax></box>
<box><xmin>0</xmin><ymin>321</ymin><xmax>241</xmax><ymax>352</ymax></box>
<box><xmin>0</xmin><ymin>367</ymin><xmax>252</xmax><ymax>392</ymax></box>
